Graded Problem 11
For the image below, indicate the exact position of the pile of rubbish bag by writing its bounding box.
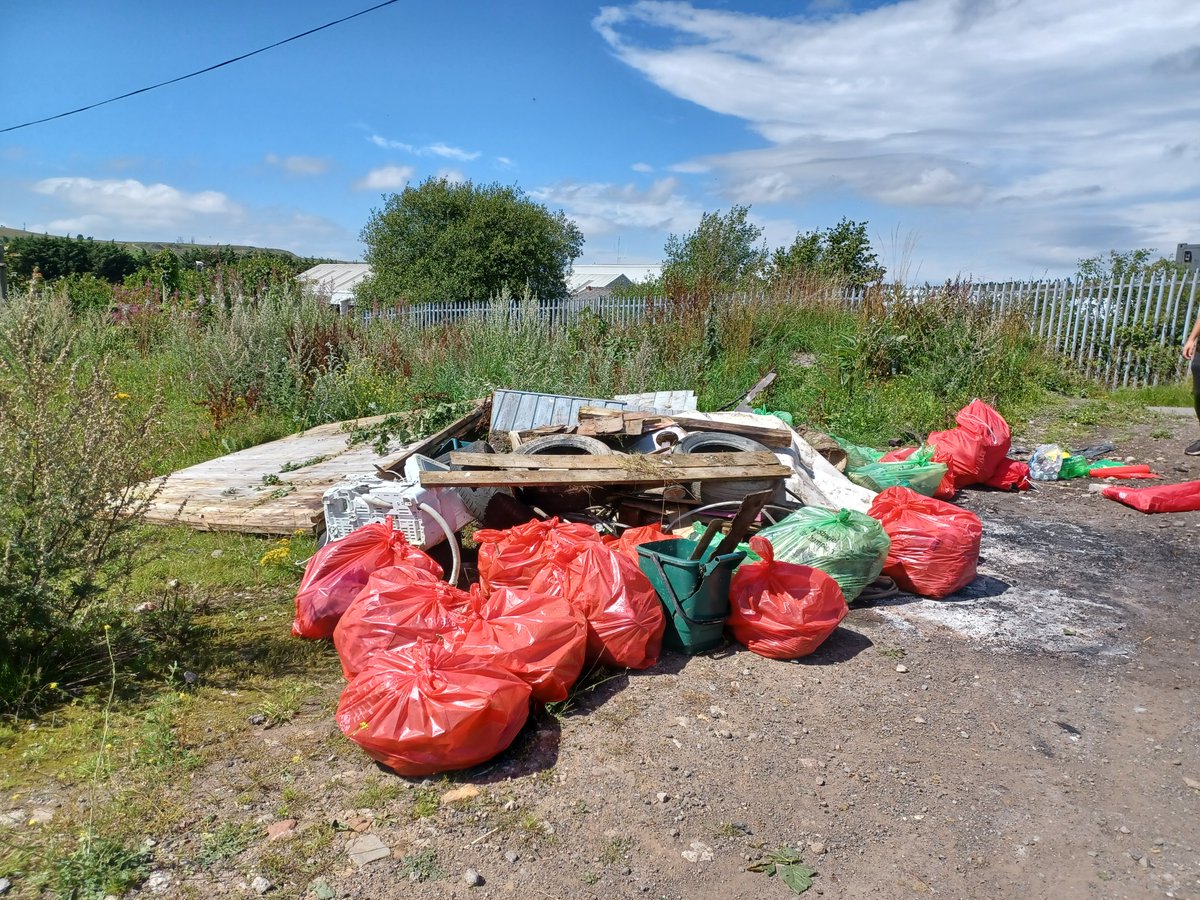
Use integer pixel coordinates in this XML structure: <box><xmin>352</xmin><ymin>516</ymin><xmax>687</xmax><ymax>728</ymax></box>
<box><xmin>836</xmin><ymin>399</ymin><xmax>1030</xmax><ymax>497</ymax></box>
<box><xmin>288</xmin><ymin>394</ymin><xmax>1026</xmax><ymax>777</ymax></box>
<box><xmin>294</xmin><ymin>501</ymin><xmax>984</xmax><ymax>776</ymax></box>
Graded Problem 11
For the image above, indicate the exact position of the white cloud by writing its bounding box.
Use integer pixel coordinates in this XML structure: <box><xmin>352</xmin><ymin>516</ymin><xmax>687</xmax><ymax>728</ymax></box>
<box><xmin>24</xmin><ymin>176</ymin><xmax>357</xmax><ymax>259</ymax></box>
<box><xmin>436</xmin><ymin>168</ymin><xmax>466</xmax><ymax>185</ymax></box>
<box><xmin>353</xmin><ymin>165</ymin><xmax>415</xmax><ymax>191</ymax></box>
<box><xmin>369</xmin><ymin>134</ymin><xmax>480</xmax><ymax>161</ymax></box>
<box><xmin>595</xmin><ymin>0</ymin><xmax>1200</xmax><ymax>274</ymax></box>
<box><xmin>532</xmin><ymin>177</ymin><xmax>703</xmax><ymax>238</ymax></box>
<box><xmin>631</xmin><ymin>162</ymin><xmax>653</xmax><ymax>173</ymax></box>
<box><xmin>32</xmin><ymin>177</ymin><xmax>241</xmax><ymax>229</ymax></box>
<box><xmin>265</xmin><ymin>154</ymin><xmax>331</xmax><ymax>176</ymax></box>
<box><xmin>496</xmin><ymin>156</ymin><xmax>515</xmax><ymax>168</ymax></box>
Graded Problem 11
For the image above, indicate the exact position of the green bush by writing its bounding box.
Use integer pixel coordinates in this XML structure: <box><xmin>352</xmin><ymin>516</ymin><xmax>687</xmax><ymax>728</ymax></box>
<box><xmin>0</xmin><ymin>295</ymin><xmax>164</xmax><ymax>713</ymax></box>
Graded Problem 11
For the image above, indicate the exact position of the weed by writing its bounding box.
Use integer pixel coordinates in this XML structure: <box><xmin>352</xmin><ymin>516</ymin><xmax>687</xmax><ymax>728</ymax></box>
<box><xmin>411</xmin><ymin>786</ymin><xmax>440</xmax><ymax>819</ymax></box>
<box><xmin>197</xmin><ymin>821</ymin><xmax>256</xmax><ymax>867</ymax></box>
<box><xmin>581</xmin><ymin>871</ymin><xmax>600</xmax><ymax>885</ymax></box>
<box><xmin>351</xmin><ymin>780</ymin><xmax>405</xmax><ymax>809</ymax></box>
<box><xmin>398</xmin><ymin>848</ymin><xmax>443</xmax><ymax>883</ymax></box>
<box><xmin>51</xmin><ymin>836</ymin><xmax>150</xmax><ymax>899</ymax></box>
<box><xmin>280</xmin><ymin>455</ymin><xmax>330</xmax><ymax>473</ymax></box>
<box><xmin>601</xmin><ymin>835</ymin><xmax>633</xmax><ymax>864</ymax></box>
<box><xmin>877</xmin><ymin>647</ymin><xmax>906</xmax><ymax>660</ymax></box>
<box><xmin>256</xmin><ymin>681</ymin><xmax>311</xmax><ymax>727</ymax></box>
<box><xmin>1150</xmin><ymin>427</ymin><xmax>1173</xmax><ymax>439</ymax></box>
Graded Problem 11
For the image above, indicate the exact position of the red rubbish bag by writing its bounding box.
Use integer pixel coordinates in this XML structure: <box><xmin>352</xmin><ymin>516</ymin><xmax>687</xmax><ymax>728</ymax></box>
<box><xmin>955</xmin><ymin>400</ymin><xmax>1012</xmax><ymax>478</ymax></box>
<box><xmin>927</xmin><ymin>427</ymin><xmax>989</xmax><ymax>495</ymax></box>
<box><xmin>603</xmin><ymin>523</ymin><xmax>681</xmax><ymax>562</ymax></box>
<box><xmin>474</xmin><ymin>517</ymin><xmax>602</xmax><ymax>591</ymax></box>
<box><xmin>292</xmin><ymin>520</ymin><xmax>443</xmax><ymax>639</ymax></box>
<box><xmin>879</xmin><ymin>447</ymin><xmax>916</xmax><ymax>462</ymax></box>
<box><xmin>336</xmin><ymin>640</ymin><xmax>531</xmax><ymax>776</ymax></box>
<box><xmin>529</xmin><ymin>542</ymin><xmax>665</xmax><ymax>670</ymax></box>
<box><xmin>452</xmin><ymin>585</ymin><xmax>588</xmax><ymax>703</ymax></box>
<box><xmin>1101</xmin><ymin>480</ymin><xmax>1200</xmax><ymax>514</ymax></box>
<box><xmin>982</xmin><ymin>458</ymin><xmax>1030</xmax><ymax>492</ymax></box>
<box><xmin>333</xmin><ymin>566</ymin><xmax>467</xmax><ymax>679</ymax></box>
<box><xmin>727</xmin><ymin>536</ymin><xmax>847</xmax><ymax>659</ymax></box>
<box><xmin>868</xmin><ymin>486</ymin><xmax>982</xmax><ymax>598</ymax></box>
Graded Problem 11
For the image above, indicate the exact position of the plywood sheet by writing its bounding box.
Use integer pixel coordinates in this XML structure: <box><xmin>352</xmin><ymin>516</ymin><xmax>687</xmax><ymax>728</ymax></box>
<box><xmin>140</xmin><ymin>416</ymin><xmax>402</xmax><ymax>536</ymax></box>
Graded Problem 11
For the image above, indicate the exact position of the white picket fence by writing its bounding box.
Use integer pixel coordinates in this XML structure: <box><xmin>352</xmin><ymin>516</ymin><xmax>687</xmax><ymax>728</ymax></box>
<box><xmin>360</xmin><ymin>272</ymin><xmax>1200</xmax><ymax>387</ymax></box>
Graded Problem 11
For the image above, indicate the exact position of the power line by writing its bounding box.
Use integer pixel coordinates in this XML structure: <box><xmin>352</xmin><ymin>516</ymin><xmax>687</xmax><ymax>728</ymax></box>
<box><xmin>0</xmin><ymin>0</ymin><xmax>402</xmax><ymax>134</ymax></box>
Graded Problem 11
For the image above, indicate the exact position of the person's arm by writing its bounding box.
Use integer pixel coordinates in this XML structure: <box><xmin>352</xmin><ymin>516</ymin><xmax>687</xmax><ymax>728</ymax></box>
<box><xmin>1185</xmin><ymin>312</ymin><xmax>1200</xmax><ymax>359</ymax></box>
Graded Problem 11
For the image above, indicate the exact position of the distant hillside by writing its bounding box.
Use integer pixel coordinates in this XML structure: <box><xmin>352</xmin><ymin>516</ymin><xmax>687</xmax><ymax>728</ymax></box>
<box><xmin>0</xmin><ymin>226</ymin><xmax>304</xmax><ymax>260</ymax></box>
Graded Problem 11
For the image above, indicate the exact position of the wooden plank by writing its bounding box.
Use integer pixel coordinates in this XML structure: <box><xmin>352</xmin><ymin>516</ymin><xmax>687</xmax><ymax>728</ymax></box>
<box><xmin>733</xmin><ymin>371</ymin><xmax>777</xmax><ymax>412</ymax></box>
<box><xmin>447</xmin><ymin>451</ymin><xmax>780</xmax><ymax>470</ymax></box>
<box><xmin>419</xmin><ymin>465</ymin><xmax>790</xmax><ymax>488</ymax></box>
<box><xmin>374</xmin><ymin>398</ymin><xmax>490</xmax><ymax>479</ymax></box>
<box><xmin>665</xmin><ymin>416</ymin><xmax>793</xmax><ymax>448</ymax></box>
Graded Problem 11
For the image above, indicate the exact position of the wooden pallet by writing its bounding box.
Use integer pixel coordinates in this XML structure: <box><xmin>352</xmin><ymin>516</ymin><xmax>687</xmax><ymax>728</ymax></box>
<box><xmin>139</xmin><ymin>416</ymin><xmax>400</xmax><ymax>535</ymax></box>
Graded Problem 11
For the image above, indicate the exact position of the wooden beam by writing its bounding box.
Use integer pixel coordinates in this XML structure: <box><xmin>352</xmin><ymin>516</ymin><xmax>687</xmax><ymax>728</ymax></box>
<box><xmin>665</xmin><ymin>416</ymin><xmax>792</xmax><ymax>448</ymax></box>
<box><xmin>419</xmin><ymin>464</ymin><xmax>790</xmax><ymax>488</ymax></box>
<box><xmin>733</xmin><ymin>371</ymin><xmax>777</xmax><ymax>412</ymax></box>
<box><xmin>447</xmin><ymin>451</ymin><xmax>780</xmax><ymax>470</ymax></box>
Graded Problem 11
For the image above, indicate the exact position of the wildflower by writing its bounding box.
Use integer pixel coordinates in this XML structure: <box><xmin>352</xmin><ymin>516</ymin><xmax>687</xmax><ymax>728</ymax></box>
<box><xmin>113</xmin><ymin>391</ymin><xmax>131</xmax><ymax>401</ymax></box>
<box><xmin>259</xmin><ymin>545</ymin><xmax>291</xmax><ymax>567</ymax></box>
<box><xmin>47</xmin><ymin>682</ymin><xmax>58</xmax><ymax>690</ymax></box>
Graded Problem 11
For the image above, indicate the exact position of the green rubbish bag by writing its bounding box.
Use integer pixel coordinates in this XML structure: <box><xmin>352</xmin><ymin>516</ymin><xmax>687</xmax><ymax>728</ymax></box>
<box><xmin>831</xmin><ymin>435</ymin><xmax>885</xmax><ymax>471</ymax></box>
<box><xmin>1059</xmin><ymin>456</ymin><xmax>1124</xmax><ymax>479</ymax></box>
<box><xmin>846</xmin><ymin>447</ymin><xmax>947</xmax><ymax>497</ymax></box>
<box><xmin>752</xmin><ymin>507</ymin><xmax>891</xmax><ymax>603</ymax></box>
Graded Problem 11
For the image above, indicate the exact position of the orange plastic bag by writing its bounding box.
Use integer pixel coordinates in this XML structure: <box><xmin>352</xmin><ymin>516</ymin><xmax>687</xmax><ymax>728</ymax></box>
<box><xmin>530</xmin><ymin>542</ymin><xmax>665</xmax><ymax>670</ymax></box>
<box><xmin>727</xmin><ymin>536</ymin><xmax>847</xmax><ymax>659</ymax></box>
<box><xmin>955</xmin><ymin>399</ymin><xmax>1011</xmax><ymax>478</ymax></box>
<box><xmin>336</xmin><ymin>640</ymin><xmax>531</xmax><ymax>776</ymax></box>
<box><xmin>868</xmin><ymin>486</ymin><xmax>983</xmax><ymax>598</ymax></box>
<box><xmin>603</xmin><ymin>523</ymin><xmax>682</xmax><ymax>562</ymax></box>
<box><xmin>292</xmin><ymin>521</ymin><xmax>443</xmax><ymax>639</ymax></box>
<box><xmin>333</xmin><ymin>566</ymin><xmax>466</xmax><ymax>679</ymax></box>
<box><xmin>474</xmin><ymin>517</ymin><xmax>602</xmax><ymax>591</ymax></box>
<box><xmin>452</xmin><ymin>585</ymin><xmax>588</xmax><ymax>703</ymax></box>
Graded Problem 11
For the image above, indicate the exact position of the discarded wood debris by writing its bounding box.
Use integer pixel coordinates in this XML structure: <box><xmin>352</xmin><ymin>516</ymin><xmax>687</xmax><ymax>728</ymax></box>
<box><xmin>420</xmin><ymin>451</ymin><xmax>790</xmax><ymax>488</ymax></box>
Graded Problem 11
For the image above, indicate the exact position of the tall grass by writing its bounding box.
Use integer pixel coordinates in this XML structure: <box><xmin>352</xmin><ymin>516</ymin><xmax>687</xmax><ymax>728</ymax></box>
<box><xmin>47</xmin><ymin>278</ymin><xmax>1080</xmax><ymax>471</ymax></box>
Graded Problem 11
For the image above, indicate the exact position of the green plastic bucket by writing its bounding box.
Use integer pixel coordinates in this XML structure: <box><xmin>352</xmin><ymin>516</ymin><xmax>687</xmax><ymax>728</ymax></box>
<box><xmin>636</xmin><ymin>538</ymin><xmax>746</xmax><ymax>654</ymax></box>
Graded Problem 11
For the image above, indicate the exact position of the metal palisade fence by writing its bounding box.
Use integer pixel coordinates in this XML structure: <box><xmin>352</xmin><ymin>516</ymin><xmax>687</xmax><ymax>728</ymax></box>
<box><xmin>359</xmin><ymin>272</ymin><xmax>1200</xmax><ymax>388</ymax></box>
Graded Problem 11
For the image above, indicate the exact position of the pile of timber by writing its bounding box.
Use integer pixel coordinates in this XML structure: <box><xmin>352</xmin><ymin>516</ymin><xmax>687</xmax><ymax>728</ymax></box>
<box><xmin>511</xmin><ymin>406</ymin><xmax>792</xmax><ymax>448</ymax></box>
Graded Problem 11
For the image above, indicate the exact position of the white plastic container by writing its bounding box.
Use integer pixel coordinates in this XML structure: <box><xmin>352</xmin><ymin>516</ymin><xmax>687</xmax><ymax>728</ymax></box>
<box><xmin>321</xmin><ymin>459</ymin><xmax>473</xmax><ymax>548</ymax></box>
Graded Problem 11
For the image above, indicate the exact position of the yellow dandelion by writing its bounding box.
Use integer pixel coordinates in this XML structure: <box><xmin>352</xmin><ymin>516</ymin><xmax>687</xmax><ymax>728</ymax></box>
<box><xmin>113</xmin><ymin>391</ymin><xmax>131</xmax><ymax>401</ymax></box>
<box><xmin>47</xmin><ymin>682</ymin><xmax>58</xmax><ymax>690</ymax></box>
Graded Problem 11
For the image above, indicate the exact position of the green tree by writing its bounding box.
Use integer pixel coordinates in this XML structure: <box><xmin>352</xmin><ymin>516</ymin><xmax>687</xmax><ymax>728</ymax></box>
<box><xmin>660</xmin><ymin>205</ymin><xmax>766</xmax><ymax>299</ymax></box>
<box><xmin>1076</xmin><ymin>248</ymin><xmax>1187</xmax><ymax>282</ymax></box>
<box><xmin>358</xmin><ymin>177</ymin><xmax>583</xmax><ymax>304</ymax></box>
<box><xmin>770</xmin><ymin>218</ymin><xmax>884</xmax><ymax>289</ymax></box>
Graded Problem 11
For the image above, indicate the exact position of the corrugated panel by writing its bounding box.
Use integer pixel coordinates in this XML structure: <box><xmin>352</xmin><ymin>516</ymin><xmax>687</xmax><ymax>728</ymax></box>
<box><xmin>613</xmin><ymin>390</ymin><xmax>698</xmax><ymax>414</ymax></box>
<box><xmin>490</xmin><ymin>389</ymin><xmax>626</xmax><ymax>432</ymax></box>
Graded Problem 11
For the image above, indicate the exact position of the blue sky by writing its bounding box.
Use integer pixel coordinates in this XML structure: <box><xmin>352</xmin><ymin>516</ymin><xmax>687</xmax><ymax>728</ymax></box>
<box><xmin>2</xmin><ymin>0</ymin><xmax>1198</xmax><ymax>281</ymax></box>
